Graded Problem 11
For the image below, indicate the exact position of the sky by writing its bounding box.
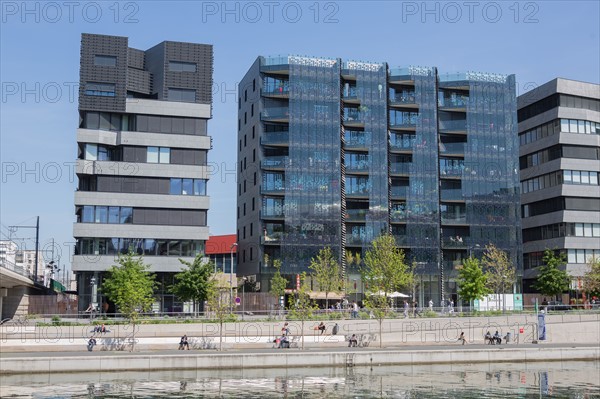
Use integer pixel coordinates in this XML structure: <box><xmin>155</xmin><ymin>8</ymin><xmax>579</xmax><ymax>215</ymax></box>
<box><xmin>1</xmin><ymin>0</ymin><xmax>599</xmax><ymax>272</ymax></box>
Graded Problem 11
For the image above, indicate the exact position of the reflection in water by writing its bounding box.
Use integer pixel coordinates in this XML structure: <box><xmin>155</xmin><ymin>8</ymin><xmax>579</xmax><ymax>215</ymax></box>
<box><xmin>1</xmin><ymin>361</ymin><xmax>598</xmax><ymax>398</ymax></box>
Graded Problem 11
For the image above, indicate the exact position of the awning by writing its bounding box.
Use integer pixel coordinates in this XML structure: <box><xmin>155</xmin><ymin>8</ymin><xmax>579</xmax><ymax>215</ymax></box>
<box><xmin>307</xmin><ymin>291</ymin><xmax>345</xmax><ymax>300</ymax></box>
<box><xmin>370</xmin><ymin>291</ymin><xmax>410</xmax><ymax>298</ymax></box>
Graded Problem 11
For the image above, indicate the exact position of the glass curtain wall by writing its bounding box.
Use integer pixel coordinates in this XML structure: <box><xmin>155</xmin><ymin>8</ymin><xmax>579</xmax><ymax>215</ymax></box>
<box><xmin>281</xmin><ymin>57</ymin><xmax>342</xmax><ymax>273</ymax></box>
<box><xmin>463</xmin><ymin>74</ymin><xmax>522</xmax><ymax>280</ymax></box>
<box><xmin>404</xmin><ymin>68</ymin><xmax>441</xmax><ymax>306</ymax></box>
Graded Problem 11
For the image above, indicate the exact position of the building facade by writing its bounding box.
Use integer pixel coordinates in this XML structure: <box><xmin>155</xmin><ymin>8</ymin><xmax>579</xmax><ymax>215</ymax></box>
<box><xmin>518</xmin><ymin>78</ymin><xmax>600</xmax><ymax>293</ymax></box>
<box><xmin>73</xmin><ymin>34</ymin><xmax>213</xmax><ymax>312</ymax></box>
<box><xmin>237</xmin><ymin>56</ymin><xmax>522</xmax><ymax>305</ymax></box>
<box><xmin>205</xmin><ymin>234</ymin><xmax>238</xmax><ymax>274</ymax></box>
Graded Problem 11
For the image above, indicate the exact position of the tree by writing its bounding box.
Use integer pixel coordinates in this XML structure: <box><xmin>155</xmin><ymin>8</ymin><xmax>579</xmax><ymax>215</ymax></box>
<box><xmin>482</xmin><ymin>244</ymin><xmax>516</xmax><ymax>311</ymax></box>
<box><xmin>101</xmin><ymin>252</ymin><xmax>157</xmax><ymax>351</ymax></box>
<box><xmin>288</xmin><ymin>272</ymin><xmax>318</xmax><ymax>350</ymax></box>
<box><xmin>269</xmin><ymin>259</ymin><xmax>288</xmax><ymax>315</ymax></box>
<box><xmin>170</xmin><ymin>254</ymin><xmax>214</xmax><ymax>316</ymax></box>
<box><xmin>206</xmin><ymin>272</ymin><xmax>232</xmax><ymax>351</ymax></box>
<box><xmin>457</xmin><ymin>257</ymin><xmax>490</xmax><ymax>310</ymax></box>
<box><xmin>361</xmin><ymin>234</ymin><xmax>413</xmax><ymax>348</ymax></box>
<box><xmin>309</xmin><ymin>247</ymin><xmax>343</xmax><ymax>310</ymax></box>
<box><xmin>582</xmin><ymin>257</ymin><xmax>600</xmax><ymax>298</ymax></box>
<box><xmin>534</xmin><ymin>249</ymin><xmax>571</xmax><ymax>301</ymax></box>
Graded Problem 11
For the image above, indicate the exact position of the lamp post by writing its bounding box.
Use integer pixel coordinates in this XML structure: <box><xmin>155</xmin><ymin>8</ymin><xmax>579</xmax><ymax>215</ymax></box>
<box><xmin>229</xmin><ymin>243</ymin><xmax>237</xmax><ymax>313</ymax></box>
<box><xmin>242</xmin><ymin>277</ymin><xmax>247</xmax><ymax>320</ymax></box>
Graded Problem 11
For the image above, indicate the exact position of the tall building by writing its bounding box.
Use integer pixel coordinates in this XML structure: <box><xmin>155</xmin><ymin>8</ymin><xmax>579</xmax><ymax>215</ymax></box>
<box><xmin>518</xmin><ymin>78</ymin><xmax>600</xmax><ymax>293</ymax></box>
<box><xmin>73</xmin><ymin>34</ymin><xmax>213</xmax><ymax>312</ymax></box>
<box><xmin>237</xmin><ymin>56</ymin><xmax>522</xmax><ymax>305</ymax></box>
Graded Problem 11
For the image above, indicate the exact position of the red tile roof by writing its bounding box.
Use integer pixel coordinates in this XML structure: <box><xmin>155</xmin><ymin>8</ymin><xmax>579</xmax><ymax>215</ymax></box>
<box><xmin>205</xmin><ymin>234</ymin><xmax>237</xmax><ymax>255</ymax></box>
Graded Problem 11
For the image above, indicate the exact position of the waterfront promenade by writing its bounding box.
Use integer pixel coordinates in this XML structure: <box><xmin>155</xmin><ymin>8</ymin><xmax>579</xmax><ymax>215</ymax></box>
<box><xmin>1</xmin><ymin>313</ymin><xmax>598</xmax><ymax>374</ymax></box>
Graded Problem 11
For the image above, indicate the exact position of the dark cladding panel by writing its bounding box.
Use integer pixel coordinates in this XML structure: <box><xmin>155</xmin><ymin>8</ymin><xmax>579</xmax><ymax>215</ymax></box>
<box><xmin>79</xmin><ymin>33</ymin><xmax>128</xmax><ymax>112</ymax></box>
<box><xmin>127</xmin><ymin>48</ymin><xmax>145</xmax><ymax>69</ymax></box>
<box><xmin>163</xmin><ymin>41</ymin><xmax>213</xmax><ymax>105</ymax></box>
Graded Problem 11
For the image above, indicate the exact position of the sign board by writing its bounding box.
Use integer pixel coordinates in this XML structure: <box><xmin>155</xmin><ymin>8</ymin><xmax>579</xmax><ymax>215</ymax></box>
<box><xmin>235</xmin><ymin>297</ymin><xmax>241</xmax><ymax>304</ymax></box>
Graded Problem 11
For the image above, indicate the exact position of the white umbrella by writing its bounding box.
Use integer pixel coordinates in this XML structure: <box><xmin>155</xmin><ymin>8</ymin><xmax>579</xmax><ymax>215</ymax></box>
<box><xmin>371</xmin><ymin>291</ymin><xmax>410</xmax><ymax>298</ymax></box>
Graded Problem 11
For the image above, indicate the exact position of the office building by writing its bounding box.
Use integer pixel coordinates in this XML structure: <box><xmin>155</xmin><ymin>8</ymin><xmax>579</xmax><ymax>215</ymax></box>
<box><xmin>518</xmin><ymin>78</ymin><xmax>600</xmax><ymax>293</ymax></box>
<box><xmin>237</xmin><ymin>56</ymin><xmax>522</xmax><ymax>305</ymax></box>
<box><xmin>73</xmin><ymin>33</ymin><xmax>213</xmax><ymax>312</ymax></box>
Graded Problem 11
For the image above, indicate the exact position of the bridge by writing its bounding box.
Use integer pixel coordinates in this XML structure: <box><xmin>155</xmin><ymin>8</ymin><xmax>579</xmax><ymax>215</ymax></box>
<box><xmin>0</xmin><ymin>259</ymin><xmax>39</xmax><ymax>320</ymax></box>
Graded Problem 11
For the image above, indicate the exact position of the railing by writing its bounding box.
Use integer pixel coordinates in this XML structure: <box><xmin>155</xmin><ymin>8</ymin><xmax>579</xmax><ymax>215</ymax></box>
<box><xmin>261</xmin><ymin>107</ymin><xmax>289</xmax><ymax>120</ymax></box>
<box><xmin>390</xmin><ymin>136</ymin><xmax>416</xmax><ymax>150</ymax></box>
<box><xmin>345</xmin><ymin>131</ymin><xmax>372</xmax><ymax>148</ymax></box>
<box><xmin>439</xmin><ymin>120</ymin><xmax>467</xmax><ymax>131</ymax></box>
<box><xmin>345</xmin><ymin>209</ymin><xmax>368</xmax><ymax>221</ymax></box>
<box><xmin>261</xmin><ymin>156</ymin><xmax>289</xmax><ymax>169</ymax></box>
<box><xmin>440</xmin><ymin>189</ymin><xmax>463</xmax><ymax>201</ymax></box>
<box><xmin>389</xmin><ymin>91</ymin><xmax>416</xmax><ymax>104</ymax></box>
<box><xmin>344</xmin><ymin>109</ymin><xmax>363</xmax><ymax>123</ymax></box>
<box><xmin>390</xmin><ymin>163</ymin><xmax>411</xmax><ymax>175</ymax></box>
<box><xmin>261</xmin><ymin>131</ymin><xmax>289</xmax><ymax>145</ymax></box>
<box><xmin>0</xmin><ymin>259</ymin><xmax>34</xmax><ymax>280</ymax></box>
<box><xmin>391</xmin><ymin>186</ymin><xmax>408</xmax><ymax>198</ymax></box>
<box><xmin>345</xmin><ymin>161</ymin><xmax>370</xmax><ymax>172</ymax></box>
<box><xmin>441</xmin><ymin>216</ymin><xmax>467</xmax><ymax>225</ymax></box>
<box><xmin>439</xmin><ymin>142</ymin><xmax>466</xmax><ymax>154</ymax></box>
<box><xmin>439</xmin><ymin>95</ymin><xmax>468</xmax><ymax>109</ymax></box>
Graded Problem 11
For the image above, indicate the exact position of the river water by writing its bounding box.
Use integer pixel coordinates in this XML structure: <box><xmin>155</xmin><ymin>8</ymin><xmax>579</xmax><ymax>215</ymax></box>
<box><xmin>1</xmin><ymin>361</ymin><xmax>598</xmax><ymax>398</ymax></box>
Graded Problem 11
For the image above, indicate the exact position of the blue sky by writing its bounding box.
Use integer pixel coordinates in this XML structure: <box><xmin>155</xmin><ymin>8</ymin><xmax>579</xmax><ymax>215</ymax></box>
<box><xmin>1</xmin><ymin>1</ymin><xmax>599</xmax><ymax>271</ymax></box>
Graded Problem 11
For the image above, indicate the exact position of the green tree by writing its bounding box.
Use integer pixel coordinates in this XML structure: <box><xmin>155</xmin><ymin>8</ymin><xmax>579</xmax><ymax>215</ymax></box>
<box><xmin>582</xmin><ymin>257</ymin><xmax>600</xmax><ymax>297</ymax></box>
<box><xmin>457</xmin><ymin>257</ymin><xmax>490</xmax><ymax>310</ymax></box>
<box><xmin>482</xmin><ymin>244</ymin><xmax>516</xmax><ymax>311</ymax></box>
<box><xmin>101</xmin><ymin>252</ymin><xmax>157</xmax><ymax>351</ymax></box>
<box><xmin>361</xmin><ymin>234</ymin><xmax>413</xmax><ymax>348</ymax></box>
<box><xmin>206</xmin><ymin>272</ymin><xmax>233</xmax><ymax>351</ymax></box>
<box><xmin>309</xmin><ymin>247</ymin><xmax>343</xmax><ymax>309</ymax></box>
<box><xmin>534</xmin><ymin>249</ymin><xmax>571</xmax><ymax>301</ymax></box>
<box><xmin>288</xmin><ymin>272</ymin><xmax>318</xmax><ymax>350</ymax></box>
<box><xmin>170</xmin><ymin>254</ymin><xmax>214</xmax><ymax>316</ymax></box>
<box><xmin>270</xmin><ymin>259</ymin><xmax>288</xmax><ymax>315</ymax></box>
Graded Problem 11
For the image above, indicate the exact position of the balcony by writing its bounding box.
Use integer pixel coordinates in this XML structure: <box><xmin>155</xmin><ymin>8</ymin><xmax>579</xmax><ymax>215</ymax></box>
<box><xmin>260</xmin><ymin>185</ymin><xmax>286</xmax><ymax>195</ymax></box>
<box><xmin>345</xmin><ymin>131</ymin><xmax>372</xmax><ymax>150</ymax></box>
<box><xmin>261</xmin><ymin>131</ymin><xmax>289</xmax><ymax>146</ymax></box>
<box><xmin>261</xmin><ymin>209</ymin><xmax>285</xmax><ymax>219</ymax></box>
<box><xmin>345</xmin><ymin>161</ymin><xmax>370</xmax><ymax>174</ymax></box>
<box><xmin>438</xmin><ymin>94</ymin><xmax>468</xmax><ymax>111</ymax></box>
<box><xmin>439</xmin><ymin>73</ymin><xmax>469</xmax><ymax>90</ymax></box>
<box><xmin>391</xmin><ymin>210</ymin><xmax>407</xmax><ymax>222</ymax></box>
<box><xmin>390</xmin><ymin>135</ymin><xmax>416</xmax><ymax>152</ymax></box>
<box><xmin>261</xmin><ymin>232</ymin><xmax>283</xmax><ymax>244</ymax></box>
<box><xmin>343</xmin><ymin>109</ymin><xmax>364</xmax><ymax>127</ymax></box>
<box><xmin>389</xmin><ymin>91</ymin><xmax>417</xmax><ymax>109</ymax></box>
<box><xmin>441</xmin><ymin>215</ymin><xmax>467</xmax><ymax>225</ymax></box>
<box><xmin>394</xmin><ymin>235</ymin><xmax>408</xmax><ymax>246</ymax></box>
<box><xmin>261</xmin><ymin>156</ymin><xmax>289</xmax><ymax>170</ymax></box>
<box><xmin>342</xmin><ymin>86</ymin><xmax>360</xmax><ymax>105</ymax></box>
<box><xmin>389</xmin><ymin>112</ymin><xmax>419</xmax><ymax>131</ymax></box>
<box><xmin>261</xmin><ymin>87</ymin><xmax>289</xmax><ymax>99</ymax></box>
<box><xmin>346</xmin><ymin>187</ymin><xmax>370</xmax><ymax>198</ymax></box>
<box><xmin>390</xmin><ymin>186</ymin><xmax>408</xmax><ymax>198</ymax></box>
<box><xmin>390</xmin><ymin>163</ymin><xmax>411</xmax><ymax>175</ymax></box>
<box><xmin>442</xmin><ymin>236</ymin><xmax>468</xmax><ymax>248</ymax></box>
<box><xmin>346</xmin><ymin>209</ymin><xmax>368</xmax><ymax>222</ymax></box>
<box><xmin>260</xmin><ymin>56</ymin><xmax>290</xmax><ymax>74</ymax></box>
<box><xmin>261</xmin><ymin>107</ymin><xmax>289</xmax><ymax>123</ymax></box>
<box><xmin>346</xmin><ymin>234</ymin><xmax>369</xmax><ymax>246</ymax></box>
<box><xmin>439</xmin><ymin>120</ymin><xmax>467</xmax><ymax>134</ymax></box>
<box><xmin>440</xmin><ymin>189</ymin><xmax>464</xmax><ymax>201</ymax></box>
<box><xmin>439</xmin><ymin>142</ymin><xmax>466</xmax><ymax>155</ymax></box>
<box><xmin>440</xmin><ymin>163</ymin><xmax>465</xmax><ymax>178</ymax></box>
<box><xmin>389</xmin><ymin>68</ymin><xmax>414</xmax><ymax>85</ymax></box>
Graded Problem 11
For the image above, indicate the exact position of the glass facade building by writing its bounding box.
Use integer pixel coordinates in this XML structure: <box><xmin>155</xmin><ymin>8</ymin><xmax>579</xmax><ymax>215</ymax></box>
<box><xmin>238</xmin><ymin>56</ymin><xmax>521</xmax><ymax>305</ymax></box>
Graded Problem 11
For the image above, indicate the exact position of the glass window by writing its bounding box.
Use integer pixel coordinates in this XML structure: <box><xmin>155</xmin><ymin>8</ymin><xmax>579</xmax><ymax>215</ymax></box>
<box><xmin>591</xmin><ymin>173</ymin><xmax>599</xmax><ymax>185</ymax></box>
<box><xmin>85</xmin><ymin>112</ymin><xmax>100</xmax><ymax>129</ymax></box>
<box><xmin>593</xmin><ymin>224</ymin><xmax>600</xmax><ymax>237</ymax></box>
<box><xmin>576</xmin><ymin>249</ymin><xmax>585</xmax><ymax>264</ymax></box>
<box><xmin>583</xmin><ymin>224</ymin><xmax>592</xmax><ymax>237</ymax></box>
<box><xmin>569</xmin><ymin>119</ymin><xmax>578</xmax><ymax>133</ymax></box>
<box><xmin>85</xmin><ymin>82</ymin><xmax>115</xmax><ymax>97</ymax></box>
<box><xmin>94</xmin><ymin>55</ymin><xmax>117</xmax><ymax>66</ymax></box>
<box><xmin>95</xmin><ymin>206</ymin><xmax>108</xmax><ymax>223</ymax></box>
<box><xmin>85</xmin><ymin>144</ymin><xmax>97</xmax><ymax>160</ymax></box>
<box><xmin>108</xmin><ymin>206</ymin><xmax>120</xmax><ymax>223</ymax></box>
<box><xmin>82</xmin><ymin>206</ymin><xmax>94</xmax><ymax>223</ymax></box>
<box><xmin>168</xmin><ymin>241</ymin><xmax>181</xmax><ymax>256</ymax></box>
<box><xmin>568</xmin><ymin>249</ymin><xmax>576</xmax><ymax>263</ymax></box>
<box><xmin>561</xmin><ymin>119</ymin><xmax>569</xmax><ymax>132</ymax></box>
<box><xmin>169</xmin><ymin>61</ymin><xmax>197</xmax><ymax>72</ymax></box>
<box><xmin>147</xmin><ymin>147</ymin><xmax>159</xmax><ymax>163</ymax></box>
<box><xmin>578</xmin><ymin>120</ymin><xmax>585</xmax><ymax>133</ymax></box>
<box><xmin>581</xmin><ymin>171</ymin><xmax>590</xmax><ymax>184</ymax></box>
<box><xmin>182</xmin><ymin>178</ymin><xmax>193</xmax><ymax>195</ymax></box>
<box><xmin>144</xmin><ymin>239</ymin><xmax>156</xmax><ymax>256</ymax></box>
<box><xmin>194</xmin><ymin>179</ymin><xmax>206</xmax><ymax>196</ymax></box>
<box><xmin>159</xmin><ymin>147</ymin><xmax>170</xmax><ymax>164</ymax></box>
<box><xmin>168</xmin><ymin>88</ymin><xmax>196</xmax><ymax>103</ymax></box>
<box><xmin>572</xmin><ymin>171</ymin><xmax>581</xmax><ymax>184</ymax></box>
<box><xmin>170</xmin><ymin>178</ymin><xmax>182</xmax><ymax>195</ymax></box>
<box><xmin>563</xmin><ymin>170</ymin><xmax>572</xmax><ymax>182</ymax></box>
<box><xmin>575</xmin><ymin>223</ymin><xmax>584</xmax><ymax>236</ymax></box>
<box><xmin>120</xmin><ymin>207</ymin><xmax>132</xmax><ymax>223</ymax></box>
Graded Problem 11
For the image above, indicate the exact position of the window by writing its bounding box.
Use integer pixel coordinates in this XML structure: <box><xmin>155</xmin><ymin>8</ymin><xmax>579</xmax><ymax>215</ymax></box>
<box><xmin>168</xmin><ymin>88</ymin><xmax>196</xmax><ymax>102</ymax></box>
<box><xmin>147</xmin><ymin>147</ymin><xmax>170</xmax><ymax>164</ymax></box>
<box><xmin>94</xmin><ymin>55</ymin><xmax>116</xmax><ymax>67</ymax></box>
<box><xmin>82</xmin><ymin>206</ymin><xmax>94</xmax><ymax>223</ymax></box>
<box><xmin>170</xmin><ymin>178</ymin><xmax>207</xmax><ymax>196</ymax></box>
<box><xmin>85</xmin><ymin>144</ymin><xmax>98</xmax><ymax>161</ymax></box>
<box><xmin>169</xmin><ymin>61</ymin><xmax>196</xmax><ymax>72</ymax></box>
<box><xmin>85</xmin><ymin>82</ymin><xmax>115</xmax><ymax>97</ymax></box>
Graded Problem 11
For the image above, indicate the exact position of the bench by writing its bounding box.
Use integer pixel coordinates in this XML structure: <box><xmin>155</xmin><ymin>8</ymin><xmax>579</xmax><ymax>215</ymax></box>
<box><xmin>345</xmin><ymin>333</ymin><xmax>377</xmax><ymax>348</ymax></box>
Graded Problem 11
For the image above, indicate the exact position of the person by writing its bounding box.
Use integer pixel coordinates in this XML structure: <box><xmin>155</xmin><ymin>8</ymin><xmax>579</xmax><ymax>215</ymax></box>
<box><xmin>412</xmin><ymin>302</ymin><xmax>417</xmax><ymax>318</ymax></box>
<box><xmin>278</xmin><ymin>334</ymin><xmax>290</xmax><ymax>349</ymax></box>
<box><xmin>348</xmin><ymin>334</ymin><xmax>358</xmax><ymax>347</ymax></box>
<box><xmin>352</xmin><ymin>302</ymin><xmax>359</xmax><ymax>319</ymax></box>
<box><xmin>87</xmin><ymin>337</ymin><xmax>97</xmax><ymax>352</ymax></box>
<box><xmin>449</xmin><ymin>300</ymin><xmax>455</xmax><ymax>314</ymax></box>
<box><xmin>493</xmin><ymin>330</ymin><xmax>502</xmax><ymax>345</ymax></box>
<box><xmin>317</xmin><ymin>322</ymin><xmax>326</xmax><ymax>335</ymax></box>
<box><xmin>428</xmin><ymin>299</ymin><xmax>433</xmax><ymax>311</ymax></box>
<box><xmin>403</xmin><ymin>301</ymin><xmax>409</xmax><ymax>318</ymax></box>
<box><xmin>281</xmin><ymin>322</ymin><xmax>290</xmax><ymax>336</ymax></box>
<box><xmin>332</xmin><ymin>323</ymin><xmax>339</xmax><ymax>336</ymax></box>
<box><xmin>179</xmin><ymin>335</ymin><xmax>189</xmax><ymax>350</ymax></box>
<box><xmin>485</xmin><ymin>331</ymin><xmax>493</xmax><ymax>345</ymax></box>
<box><xmin>458</xmin><ymin>331</ymin><xmax>467</xmax><ymax>345</ymax></box>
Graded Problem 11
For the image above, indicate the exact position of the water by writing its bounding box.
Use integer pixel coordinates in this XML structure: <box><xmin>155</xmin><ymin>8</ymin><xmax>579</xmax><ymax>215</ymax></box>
<box><xmin>1</xmin><ymin>361</ymin><xmax>598</xmax><ymax>398</ymax></box>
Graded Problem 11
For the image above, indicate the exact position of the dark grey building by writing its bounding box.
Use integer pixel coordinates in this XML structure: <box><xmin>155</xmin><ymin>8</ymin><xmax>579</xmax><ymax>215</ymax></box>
<box><xmin>518</xmin><ymin>78</ymin><xmax>600</xmax><ymax>293</ymax></box>
<box><xmin>73</xmin><ymin>34</ymin><xmax>213</xmax><ymax>313</ymax></box>
<box><xmin>237</xmin><ymin>56</ymin><xmax>522</xmax><ymax>305</ymax></box>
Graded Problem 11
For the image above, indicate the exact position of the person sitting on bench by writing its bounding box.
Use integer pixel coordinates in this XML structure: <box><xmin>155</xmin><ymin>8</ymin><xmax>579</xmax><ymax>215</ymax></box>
<box><xmin>278</xmin><ymin>334</ymin><xmax>290</xmax><ymax>349</ymax></box>
<box><xmin>484</xmin><ymin>331</ymin><xmax>493</xmax><ymax>344</ymax></box>
<box><xmin>179</xmin><ymin>335</ymin><xmax>190</xmax><ymax>350</ymax></box>
<box><xmin>317</xmin><ymin>322</ymin><xmax>326</xmax><ymax>335</ymax></box>
<box><xmin>493</xmin><ymin>331</ymin><xmax>502</xmax><ymax>345</ymax></box>
<box><xmin>348</xmin><ymin>334</ymin><xmax>358</xmax><ymax>347</ymax></box>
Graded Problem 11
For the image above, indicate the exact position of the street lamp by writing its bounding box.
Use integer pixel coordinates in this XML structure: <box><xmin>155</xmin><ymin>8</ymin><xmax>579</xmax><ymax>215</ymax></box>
<box><xmin>229</xmin><ymin>243</ymin><xmax>237</xmax><ymax>313</ymax></box>
<box><xmin>242</xmin><ymin>277</ymin><xmax>247</xmax><ymax>320</ymax></box>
